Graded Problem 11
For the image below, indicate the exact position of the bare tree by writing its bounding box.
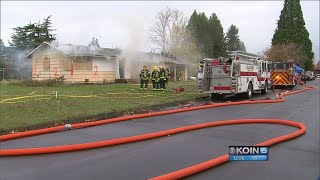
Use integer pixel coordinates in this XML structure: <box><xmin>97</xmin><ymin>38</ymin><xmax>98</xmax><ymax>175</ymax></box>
<box><xmin>170</xmin><ymin>30</ymin><xmax>201</xmax><ymax>63</ymax></box>
<box><xmin>149</xmin><ymin>7</ymin><xmax>201</xmax><ymax>71</ymax></box>
<box><xmin>149</xmin><ymin>7</ymin><xmax>188</xmax><ymax>54</ymax></box>
<box><xmin>263</xmin><ymin>43</ymin><xmax>308</xmax><ymax>66</ymax></box>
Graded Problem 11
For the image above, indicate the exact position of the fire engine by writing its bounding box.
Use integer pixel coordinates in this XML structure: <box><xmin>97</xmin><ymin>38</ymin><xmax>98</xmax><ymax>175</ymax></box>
<box><xmin>197</xmin><ymin>51</ymin><xmax>271</xmax><ymax>100</ymax></box>
<box><xmin>270</xmin><ymin>61</ymin><xmax>303</xmax><ymax>89</ymax></box>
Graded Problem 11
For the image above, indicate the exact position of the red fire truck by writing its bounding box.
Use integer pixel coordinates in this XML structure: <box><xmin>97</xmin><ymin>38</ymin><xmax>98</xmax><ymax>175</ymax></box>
<box><xmin>198</xmin><ymin>51</ymin><xmax>271</xmax><ymax>100</ymax></box>
<box><xmin>270</xmin><ymin>61</ymin><xmax>303</xmax><ymax>89</ymax></box>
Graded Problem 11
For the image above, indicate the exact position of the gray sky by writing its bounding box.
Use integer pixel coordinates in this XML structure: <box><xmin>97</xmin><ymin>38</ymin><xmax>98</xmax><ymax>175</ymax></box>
<box><xmin>1</xmin><ymin>1</ymin><xmax>319</xmax><ymax>61</ymax></box>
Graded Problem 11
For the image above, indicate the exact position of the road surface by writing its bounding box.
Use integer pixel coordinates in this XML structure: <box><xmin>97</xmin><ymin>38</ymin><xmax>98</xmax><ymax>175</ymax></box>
<box><xmin>1</xmin><ymin>80</ymin><xmax>319</xmax><ymax>180</ymax></box>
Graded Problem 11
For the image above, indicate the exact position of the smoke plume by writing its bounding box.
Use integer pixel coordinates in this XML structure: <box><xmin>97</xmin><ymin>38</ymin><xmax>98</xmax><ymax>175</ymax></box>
<box><xmin>117</xmin><ymin>14</ymin><xmax>151</xmax><ymax>79</ymax></box>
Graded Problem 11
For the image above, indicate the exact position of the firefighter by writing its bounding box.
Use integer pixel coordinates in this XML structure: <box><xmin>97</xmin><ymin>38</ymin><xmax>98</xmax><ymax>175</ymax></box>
<box><xmin>139</xmin><ymin>65</ymin><xmax>150</xmax><ymax>90</ymax></box>
<box><xmin>151</xmin><ymin>66</ymin><xmax>160</xmax><ymax>91</ymax></box>
<box><xmin>165</xmin><ymin>68</ymin><xmax>170</xmax><ymax>85</ymax></box>
<box><xmin>159</xmin><ymin>66</ymin><xmax>166</xmax><ymax>90</ymax></box>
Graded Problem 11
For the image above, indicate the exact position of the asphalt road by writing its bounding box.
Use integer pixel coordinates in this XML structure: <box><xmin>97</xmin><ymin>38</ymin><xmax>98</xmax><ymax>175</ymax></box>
<box><xmin>1</xmin><ymin>80</ymin><xmax>319</xmax><ymax>180</ymax></box>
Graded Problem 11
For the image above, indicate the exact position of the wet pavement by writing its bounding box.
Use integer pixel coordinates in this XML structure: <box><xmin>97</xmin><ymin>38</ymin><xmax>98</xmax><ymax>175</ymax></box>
<box><xmin>0</xmin><ymin>80</ymin><xmax>319</xmax><ymax>180</ymax></box>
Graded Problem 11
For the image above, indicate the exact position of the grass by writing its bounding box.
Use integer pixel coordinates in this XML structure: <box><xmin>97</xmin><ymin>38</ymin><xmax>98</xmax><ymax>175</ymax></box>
<box><xmin>0</xmin><ymin>81</ymin><xmax>208</xmax><ymax>133</ymax></box>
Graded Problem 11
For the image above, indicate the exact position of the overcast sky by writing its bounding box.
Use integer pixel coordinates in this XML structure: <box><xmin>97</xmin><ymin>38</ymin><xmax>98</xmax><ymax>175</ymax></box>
<box><xmin>1</xmin><ymin>1</ymin><xmax>319</xmax><ymax>60</ymax></box>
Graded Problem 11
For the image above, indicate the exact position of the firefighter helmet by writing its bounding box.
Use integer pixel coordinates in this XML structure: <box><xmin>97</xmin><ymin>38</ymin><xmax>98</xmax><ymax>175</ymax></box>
<box><xmin>153</xmin><ymin>66</ymin><xmax>158</xmax><ymax>70</ymax></box>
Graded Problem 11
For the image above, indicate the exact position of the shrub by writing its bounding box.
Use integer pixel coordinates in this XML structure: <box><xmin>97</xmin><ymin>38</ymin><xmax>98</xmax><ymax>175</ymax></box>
<box><xmin>9</xmin><ymin>75</ymin><xmax>65</xmax><ymax>87</ymax></box>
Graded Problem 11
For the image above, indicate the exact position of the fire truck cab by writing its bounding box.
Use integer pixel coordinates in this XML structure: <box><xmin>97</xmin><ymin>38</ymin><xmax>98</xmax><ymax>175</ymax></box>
<box><xmin>198</xmin><ymin>51</ymin><xmax>271</xmax><ymax>100</ymax></box>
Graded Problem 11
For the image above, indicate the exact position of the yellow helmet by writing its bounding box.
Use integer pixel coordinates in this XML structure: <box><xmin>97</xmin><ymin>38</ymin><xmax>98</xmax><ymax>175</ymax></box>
<box><xmin>153</xmin><ymin>66</ymin><xmax>158</xmax><ymax>70</ymax></box>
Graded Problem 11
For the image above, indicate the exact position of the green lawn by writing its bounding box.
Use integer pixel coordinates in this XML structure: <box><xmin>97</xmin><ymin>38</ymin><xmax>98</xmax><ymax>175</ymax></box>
<box><xmin>0</xmin><ymin>81</ymin><xmax>207</xmax><ymax>133</ymax></box>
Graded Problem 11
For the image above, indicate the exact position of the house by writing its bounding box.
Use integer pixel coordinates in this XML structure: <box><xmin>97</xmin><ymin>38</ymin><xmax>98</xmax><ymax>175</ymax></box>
<box><xmin>314</xmin><ymin>61</ymin><xmax>320</xmax><ymax>75</ymax></box>
<box><xmin>26</xmin><ymin>42</ymin><xmax>192</xmax><ymax>83</ymax></box>
<box><xmin>26</xmin><ymin>42</ymin><xmax>120</xmax><ymax>83</ymax></box>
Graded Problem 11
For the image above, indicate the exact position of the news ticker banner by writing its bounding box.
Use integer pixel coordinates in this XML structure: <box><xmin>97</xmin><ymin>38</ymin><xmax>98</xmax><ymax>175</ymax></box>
<box><xmin>229</xmin><ymin>146</ymin><xmax>269</xmax><ymax>161</ymax></box>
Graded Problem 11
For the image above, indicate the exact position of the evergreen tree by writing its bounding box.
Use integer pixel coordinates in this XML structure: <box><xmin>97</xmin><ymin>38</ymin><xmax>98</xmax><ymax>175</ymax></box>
<box><xmin>187</xmin><ymin>10</ymin><xmax>199</xmax><ymax>40</ymax></box>
<box><xmin>198</xmin><ymin>13</ymin><xmax>210</xmax><ymax>56</ymax></box>
<box><xmin>207</xmin><ymin>13</ymin><xmax>227</xmax><ymax>57</ymax></box>
<box><xmin>41</xmin><ymin>15</ymin><xmax>57</xmax><ymax>43</ymax></box>
<box><xmin>226</xmin><ymin>25</ymin><xmax>241</xmax><ymax>51</ymax></box>
<box><xmin>187</xmin><ymin>11</ymin><xmax>210</xmax><ymax>57</ymax></box>
<box><xmin>188</xmin><ymin>11</ymin><xmax>244</xmax><ymax>57</ymax></box>
<box><xmin>9</xmin><ymin>15</ymin><xmax>57</xmax><ymax>49</ymax></box>
<box><xmin>272</xmin><ymin>0</ymin><xmax>314</xmax><ymax>70</ymax></box>
<box><xmin>239</xmin><ymin>41</ymin><xmax>247</xmax><ymax>52</ymax></box>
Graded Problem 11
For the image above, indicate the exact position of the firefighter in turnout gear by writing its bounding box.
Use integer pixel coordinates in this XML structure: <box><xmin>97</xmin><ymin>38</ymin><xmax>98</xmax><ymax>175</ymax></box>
<box><xmin>159</xmin><ymin>66</ymin><xmax>166</xmax><ymax>90</ymax></box>
<box><xmin>165</xmin><ymin>68</ymin><xmax>170</xmax><ymax>85</ymax></box>
<box><xmin>140</xmin><ymin>65</ymin><xmax>150</xmax><ymax>90</ymax></box>
<box><xmin>151</xmin><ymin>66</ymin><xmax>160</xmax><ymax>91</ymax></box>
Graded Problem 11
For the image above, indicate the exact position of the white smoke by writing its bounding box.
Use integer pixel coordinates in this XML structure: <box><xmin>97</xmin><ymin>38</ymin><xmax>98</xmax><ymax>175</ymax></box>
<box><xmin>117</xmin><ymin>14</ymin><xmax>157</xmax><ymax>79</ymax></box>
<box><xmin>17</xmin><ymin>50</ymin><xmax>31</xmax><ymax>68</ymax></box>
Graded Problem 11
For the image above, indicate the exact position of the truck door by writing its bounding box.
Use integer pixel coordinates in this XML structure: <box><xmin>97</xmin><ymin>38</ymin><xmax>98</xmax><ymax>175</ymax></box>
<box><xmin>198</xmin><ymin>60</ymin><xmax>212</xmax><ymax>92</ymax></box>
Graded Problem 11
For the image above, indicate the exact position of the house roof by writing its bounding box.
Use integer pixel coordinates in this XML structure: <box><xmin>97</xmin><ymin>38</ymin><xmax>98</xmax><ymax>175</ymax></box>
<box><xmin>159</xmin><ymin>57</ymin><xmax>190</xmax><ymax>65</ymax></box>
<box><xmin>25</xmin><ymin>42</ymin><xmax>121</xmax><ymax>58</ymax></box>
<box><xmin>25</xmin><ymin>42</ymin><xmax>193</xmax><ymax>65</ymax></box>
<box><xmin>54</xmin><ymin>44</ymin><xmax>120</xmax><ymax>57</ymax></box>
<box><xmin>141</xmin><ymin>53</ymin><xmax>193</xmax><ymax>65</ymax></box>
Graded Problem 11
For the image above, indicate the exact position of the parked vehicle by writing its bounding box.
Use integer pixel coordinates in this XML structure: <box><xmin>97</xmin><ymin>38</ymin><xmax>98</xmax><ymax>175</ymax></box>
<box><xmin>197</xmin><ymin>51</ymin><xmax>271</xmax><ymax>100</ymax></box>
<box><xmin>316</xmin><ymin>74</ymin><xmax>320</xmax><ymax>79</ymax></box>
<box><xmin>305</xmin><ymin>71</ymin><xmax>315</xmax><ymax>80</ymax></box>
<box><xmin>300</xmin><ymin>73</ymin><xmax>308</xmax><ymax>83</ymax></box>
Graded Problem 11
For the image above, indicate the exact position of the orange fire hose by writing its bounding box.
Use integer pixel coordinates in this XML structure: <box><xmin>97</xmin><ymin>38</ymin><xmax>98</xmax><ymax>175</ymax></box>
<box><xmin>0</xmin><ymin>81</ymin><xmax>313</xmax><ymax>142</ymax></box>
<box><xmin>0</xmin><ymin>80</ymin><xmax>316</xmax><ymax>180</ymax></box>
<box><xmin>149</xmin><ymin>119</ymin><xmax>306</xmax><ymax>180</ymax></box>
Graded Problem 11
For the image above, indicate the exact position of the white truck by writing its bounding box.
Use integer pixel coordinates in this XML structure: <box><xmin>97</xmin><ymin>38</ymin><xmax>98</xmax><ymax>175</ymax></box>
<box><xmin>197</xmin><ymin>51</ymin><xmax>271</xmax><ymax>100</ymax></box>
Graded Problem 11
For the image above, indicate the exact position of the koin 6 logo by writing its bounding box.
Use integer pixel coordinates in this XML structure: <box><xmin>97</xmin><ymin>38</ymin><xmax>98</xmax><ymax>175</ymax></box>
<box><xmin>229</xmin><ymin>146</ymin><xmax>269</xmax><ymax>155</ymax></box>
<box><xmin>260</xmin><ymin>147</ymin><xmax>268</xmax><ymax>154</ymax></box>
<box><xmin>229</xmin><ymin>147</ymin><xmax>236</xmax><ymax>154</ymax></box>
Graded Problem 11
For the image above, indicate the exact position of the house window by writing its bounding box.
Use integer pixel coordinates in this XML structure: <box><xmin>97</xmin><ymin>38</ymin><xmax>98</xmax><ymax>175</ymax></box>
<box><xmin>63</xmin><ymin>59</ymin><xmax>72</xmax><ymax>71</ymax></box>
<box><xmin>73</xmin><ymin>57</ymin><xmax>92</xmax><ymax>71</ymax></box>
<box><xmin>43</xmin><ymin>57</ymin><xmax>50</xmax><ymax>71</ymax></box>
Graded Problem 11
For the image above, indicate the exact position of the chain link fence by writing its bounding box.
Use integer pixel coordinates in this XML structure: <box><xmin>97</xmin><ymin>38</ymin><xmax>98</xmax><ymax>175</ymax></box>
<box><xmin>0</xmin><ymin>68</ymin><xmax>32</xmax><ymax>81</ymax></box>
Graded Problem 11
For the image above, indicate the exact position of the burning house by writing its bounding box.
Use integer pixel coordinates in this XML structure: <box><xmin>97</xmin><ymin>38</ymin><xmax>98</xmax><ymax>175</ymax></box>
<box><xmin>26</xmin><ymin>42</ymin><xmax>191</xmax><ymax>83</ymax></box>
<box><xmin>25</xmin><ymin>42</ymin><xmax>120</xmax><ymax>83</ymax></box>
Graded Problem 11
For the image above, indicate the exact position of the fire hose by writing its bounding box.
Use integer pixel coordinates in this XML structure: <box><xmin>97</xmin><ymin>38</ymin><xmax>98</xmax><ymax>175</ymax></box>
<box><xmin>0</xmin><ymin>82</ymin><xmax>200</xmax><ymax>104</ymax></box>
<box><xmin>0</xmin><ymin>80</ymin><xmax>316</xmax><ymax>180</ymax></box>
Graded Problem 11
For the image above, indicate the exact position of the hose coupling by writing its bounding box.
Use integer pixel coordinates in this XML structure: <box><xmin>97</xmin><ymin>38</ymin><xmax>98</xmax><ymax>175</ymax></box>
<box><xmin>65</xmin><ymin>124</ymin><xmax>72</xmax><ymax>130</ymax></box>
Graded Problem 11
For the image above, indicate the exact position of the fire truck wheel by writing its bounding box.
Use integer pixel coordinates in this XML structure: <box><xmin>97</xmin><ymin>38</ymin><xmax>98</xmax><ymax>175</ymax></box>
<box><xmin>245</xmin><ymin>83</ymin><xmax>253</xmax><ymax>99</ymax></box>
<box><xmin>288</xmin><ymin>85</ymin><xmax>295</xmax><ymax>90</ymax></box>
<box><xmin>211</xmin><ymin>93</ymin><xmax>224</xmax><ymax>101</ymax></box>
<box><xmin>261</xmin><ymin>82</ymin><xmax>268</xmax><ymax>94</ymax></box>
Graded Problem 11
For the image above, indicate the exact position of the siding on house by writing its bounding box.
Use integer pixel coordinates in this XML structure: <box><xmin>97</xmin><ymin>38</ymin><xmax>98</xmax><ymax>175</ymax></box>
<box><xmin>32</xmin><ymin>47</ymin><xmax>68</xmax><ymax>80</ymax></box>
<box><xmin>30</xmin><ymin>44</ymin><xmax>116</xmax><ymax>83</ymax></box>
<box><xmin>63</xmin><ymin>71</ymin><xmax>116</xmax><ymax>83</ymax></box>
